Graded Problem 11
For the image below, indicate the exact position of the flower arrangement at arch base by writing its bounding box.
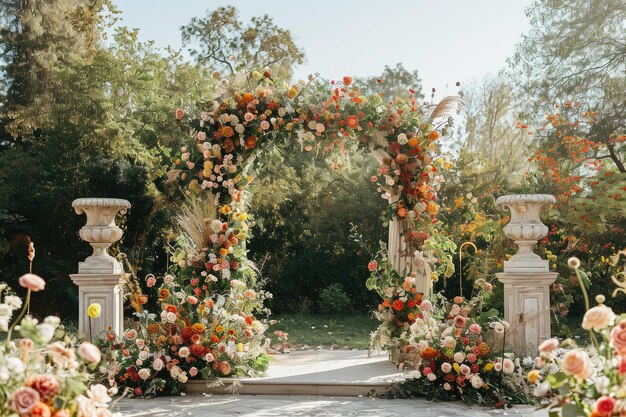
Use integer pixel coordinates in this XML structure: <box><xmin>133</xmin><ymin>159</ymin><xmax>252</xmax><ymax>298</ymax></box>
<box><xmin>96</xmin><ymin>197</ymin><xmax>272</xmax><ymax>398</ymax></box>
<box><xmin>366</xmin><ymin>246</ymin><xmax>534</xmax><ymax>407</ymax></box>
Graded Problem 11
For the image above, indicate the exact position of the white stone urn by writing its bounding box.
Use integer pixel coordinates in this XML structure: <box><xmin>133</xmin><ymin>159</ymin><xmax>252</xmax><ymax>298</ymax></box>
<box><xmin>496</xmin><ymin>194</ymin><xmax>556</xmax><ymax>272</ymax></box>
<box><xmin>72</xmin><ymin>198</ymin><xmax>131</xmax><ymax>274</ymax></box>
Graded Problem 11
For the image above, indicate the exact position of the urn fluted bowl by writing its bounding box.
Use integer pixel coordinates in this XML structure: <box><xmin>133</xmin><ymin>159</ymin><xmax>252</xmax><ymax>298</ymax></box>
<box><xmin>72</xmin><ymin>198</ymin><xmax>131</xmax><ymax>261</ymax></box>
<box><xmin>496</xmin><ymin>194</ymin><xmax>555</xmax><ymax>245</ymax></box>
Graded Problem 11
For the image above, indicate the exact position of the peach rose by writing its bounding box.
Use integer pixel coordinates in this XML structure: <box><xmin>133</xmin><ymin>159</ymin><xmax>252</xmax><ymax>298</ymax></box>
<box><xmin>611</xmin><ymin>320</ymin><xmax>626</xmax><ymax>355</ymax></box>
<box><xmin>538</xmin><ymin>338</ymin><xmax>559</xmax><ymax>353</ymax></box>
<box><xmin>26</xmin><ymin>374</ymin><xmax>60</xmax><ymax>401</ymax></box>
<box><xmin>18</xmin><ymin>273</ymin><xmax>46</xmax><ymax>291</ymax></box>
<box><xmin>78</xmin><ymin>342</ymin><xmax>101</xmax><ymax>364</ymax></box>
<box><xmin>582</xmin><ymin>304</ymin><xmax>616</xmax><ymax>331</ymax></box>
<box><xmin>561</xmin><ymin>349</ymin><xmax>592</xmax><ymax>380</ymax></box>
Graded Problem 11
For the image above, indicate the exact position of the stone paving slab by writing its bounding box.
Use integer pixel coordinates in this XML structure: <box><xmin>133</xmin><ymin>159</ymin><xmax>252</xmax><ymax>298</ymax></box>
<box><xmin>114</xmin><ymin>394</ymin><xmax>546</xmax><ymax>417</ymax></box>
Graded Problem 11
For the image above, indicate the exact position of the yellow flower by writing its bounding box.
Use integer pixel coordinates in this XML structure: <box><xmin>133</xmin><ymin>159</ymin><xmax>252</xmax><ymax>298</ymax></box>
<box><xmin>431</xmin><ymin>272</ymin><xmax>439</xmax><ymax>282</ymax></box>
<box><xmin>220</xmin><ymin>205</ymin><xmax>232</xmax><ymax>215</ymax></box>
<box><xmin>87</xmin><ymin>303</ymin><xmax>101</xmax><ymax>319</ymax></box>
<box><xmin>527</xmin><ymin>369</ymin><xmax>541</xmax><ymax>384</ymax></box>
<box><xmin>239</xmin><ymin>213</ymin><xmax>248</xmax><ymax>221</ymax></box>
<box><xmin>237</xmin><ymin>343</ymin><xmax>244</xmax><ymax>352</ymax></box>
<box><xmin>453</xmin><ymin>363</ymin><xmax>460</xmax><ymax>373</ymax></box>
<box><xmin>484</xmin><ymin>362</ymin><xmax>494</xmax><ymax>372</ymax></box>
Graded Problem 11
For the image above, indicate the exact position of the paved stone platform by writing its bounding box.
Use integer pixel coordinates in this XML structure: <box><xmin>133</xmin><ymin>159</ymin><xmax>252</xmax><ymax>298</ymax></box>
<box><xmin>186</xmin><ymin>350</ymin><xmax>401</xmax><ymax>396</ymax></box>
<box><xmin>114</xmin><ymin>394</ymin><xmax>545</xmax><ymax>417</ymax></box>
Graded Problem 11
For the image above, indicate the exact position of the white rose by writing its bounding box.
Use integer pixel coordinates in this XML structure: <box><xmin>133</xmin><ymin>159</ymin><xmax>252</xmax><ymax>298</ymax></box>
<box><xmin>87</xmin><ymin>384</ymin><xmax>112</xmax><ymax>407</ymax></box>
<box><xmin>166</xmin><ymin>312</ymin><xmax>177</xmax><ymax>323</ymax></box>
<box><xmin>582</xmin><ymin>304</ymin><xmax>616</xmax><ymax>331</ymax></box>
<box><xmin>470</xmin><ymin>375</ymin><xmax>483</xmax><ymax>389</ymax></box>
<box><xmin>426</xmin><ymin>372</ymin><xmax>437</xmax><ymax>381</ymax></box>
<box><xmin>138</xmin><ymin>368</ymin><xmax>151</xmax><ymax>381</ymax></box>
<box><xmin>5</xmin><ymin>295</ymin><xmax>21</xmax><ymax>309</ymax></box>
<box><xmin>37</xmin><ymin>323</ymin><xmax>55</xmax><ymax>342</ymax></box>
<box><xmin>502</xmin><ymin>358</ymin><xmax>515</xmax><ymax>374</ymax></box>
<box><xmin>138</xmin><ymin>351</ymin><xmax>149</xmax><ymax>361</ymax></box>
<box><xmin>152</xmin><ymin>358</ymin><xmax>164</xmax><ymax>371</ymax></box>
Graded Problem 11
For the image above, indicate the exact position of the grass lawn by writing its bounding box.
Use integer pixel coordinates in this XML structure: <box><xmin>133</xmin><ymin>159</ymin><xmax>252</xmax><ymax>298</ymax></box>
<box><xmin>267</xmin><ymin>313</ymin><xmax>379</xmax><ymax>350</ymax></box>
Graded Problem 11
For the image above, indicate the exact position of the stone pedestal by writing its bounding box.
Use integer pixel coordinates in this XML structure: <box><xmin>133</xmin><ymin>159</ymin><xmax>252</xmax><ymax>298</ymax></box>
<box><xmin>495</xmin><ymin>194</ymin><xmax>557</xmax><ymax>356</ymax></box>
<box><xmin>496</xmin><ymin>272</ymin><xmax>557</xmax><ymax>356</ymax></box>
<box><xmin>69</xmin><ymin>198</ymin><xmax>130</xmax><ymax>339</ymax></box>
<box><xmin>69</xmin><ymin>274</ymin><xmax>124</xmax><ymax>339</ymax></box>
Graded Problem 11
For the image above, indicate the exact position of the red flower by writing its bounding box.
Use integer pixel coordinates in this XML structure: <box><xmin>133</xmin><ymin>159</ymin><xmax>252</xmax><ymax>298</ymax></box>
<box><xmin>343</xmin><ymin>76</ymin><xmax>352</xmax><ymax>86</ymax></box>
<box><xmin>367</xmin><ymin>260</ymin><xmax>378</xmax><ymax>271</ymax></box>
<box><xmin>392</xmin><ymin>300</ymin><xmax>404</xmax><ymax>311</ymax></box>
<box><xmin>596</xmin><ymin>396</ymin><xmax>615</xmax><ymax>415</ymax></box>
<box><xmin>347</xmin><ymin>116</ymin><xmax>359</xmax><ymax>128</ymax></box>
<box><xmin>407</xmin><ymin>300</ymin><xmax>417</xmax><ymax>308</ymax></box>
<box><xmin>189</xmin><ymin>344</ymin><xmax>206</xmax><ymax>357</ymax></box>
<box><xmin>181</xmin><ymin>327</ymin><xmax>194</xmax><ymax>341</ymax></box>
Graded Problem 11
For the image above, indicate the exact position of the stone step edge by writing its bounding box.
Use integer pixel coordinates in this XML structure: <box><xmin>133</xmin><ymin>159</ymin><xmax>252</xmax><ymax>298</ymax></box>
<box><xmin>185</xmin><ymin>380</ymin><xmax>394</xmax><ymax>396</ymax></box>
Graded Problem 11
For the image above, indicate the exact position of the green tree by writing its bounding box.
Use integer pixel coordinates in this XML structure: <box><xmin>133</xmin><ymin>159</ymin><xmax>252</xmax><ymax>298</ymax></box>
<box><xmin>181</xmin><ymin>6</ymin><xmax>305</xmax><ymax>79</ymax></box>
<box><xmin>357</xmin><ymin>63</ymin><xmax>424</xmax><ymax>103</ymax></box>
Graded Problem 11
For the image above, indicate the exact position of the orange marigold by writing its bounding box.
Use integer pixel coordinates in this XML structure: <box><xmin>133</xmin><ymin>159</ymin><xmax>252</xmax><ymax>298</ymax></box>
<box><xmin>191</xmin><ymin>323</ymin><xmax>207</xmax><ymax>334</ymax></box>
<box><xmin>428</xmin><ymin>130</ymin><xmax>440</xmax><ymax>141</ymax></box>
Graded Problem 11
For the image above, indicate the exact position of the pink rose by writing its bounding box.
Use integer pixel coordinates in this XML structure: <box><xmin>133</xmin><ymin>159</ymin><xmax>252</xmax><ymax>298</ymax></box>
<box><xmin>219</xmin><ymin>361</ymin><xmax>232</xmax><ymax>375</ymax></box>
<box><xmin>368</xmin><ymin>261</ymin><xmax>378</xmax><ymax>272</ymax></box>
<box><xmin>538</xmin><ymin>338</ymin><xmax>559</xmax><ymax>353</ymax></box>
<box><xmin>561</xmin><ymin>349</ymin><xmax>591</xmax><ymax>380</ymax></box>
<box><xmin>10</xmin><ymin>387</ymin><xmax>40</xmax><ymax>413</ymax></box>
<box><xmin>611</xmin><ymin>320</ymin><xmax>626</xmax><ymax>355</ymax></box>
<box><xmin>78</xmin><ymin>342</ymin><xmax>101</xmax><ymax>364</ymax></box>
<box><xmin>175</xmin><ymin>107</ymin><xmax>185</xmax><ymax>120</ymax></box>
<box><xmin>26</xmin><ymin>374</ymin><xmax>60</xmax><ymax>401</ymax></box>
<box><xmin>454</xmin><ymin>315</ymin><xmax>466</xmax><ymax>328</ymax></box>
<box><xmin>18</xmin><ymin>273</ymin><xmax>45</xmax><ymax>291</ymax></box>
<box><xmin>466</xmin><ymin>353</ymin><xmax>477</xmax><ymax>363</ymax></box>
<box><xmin>189</xmin><ymin>367</ymin><xmax>198</xmax><ymax>377</ymax></box>
<box><xmin>469</xmin><ymin>324</ymin><xmax>481</xmax><ymax>334</ymax></box>
<box><xmin>582</xmin><ymin>304</ymin><xmax>615</xmax><ymax>331</ymax></box>
<box><xmin>422</xmin><ymin>366</ymin><xmax>432</xmax><ymax>375</ymax></box>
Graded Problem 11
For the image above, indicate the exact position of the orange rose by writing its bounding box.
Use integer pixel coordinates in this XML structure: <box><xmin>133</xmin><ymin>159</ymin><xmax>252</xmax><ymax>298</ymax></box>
<box><xmin>220</xmin><ymin>126</ymin><xmax>235</xmax><ymax>138</ymax></box>
<box><xmin>397</xmin><ymin>207</ymin><xmax>408</xmax><ymax>218</ymax></box>
<box><xmin>420</xmin><ymin>347</ymin><xmax>438</xmax><ymax>360</ymax></box>
<box><xmin>240</xmin><ymin>93</ymin><xmax>254</xmax><ymax>106</ymax></box>
<box><xmin>245</xmin><ymin>135</ymin><xmax>258</xmax><ymax>149</ymax></box>
<box><xmin>478</xmin><ymin>342</ymin><xmax>490</xmax><ymax>356</ymax></box>
<box><xmin>346</xmin><ymin>116</ymin><xmax>359</xmax><ymax>128</ymax></box>
<box><xmin>158</xmin><ymin>289</ymin><xmax>170</xmax><ymax>300</ymax></box>
<box><xmin>408</xmin><ymin>138</ymin><xmax>419</xmax><ymax>148</ymax></box>
<box><xmin>147</xmin><ymin>324</ymin><xmax>160</xmax><ymax>333</ymax></box>
<box><xmin>395</xmin><ymin>154</ymin><xmax>408</xmax><ymax>164</ymax></box>
<box><xmin>428</xmin><ymin>130</ymin><xmax>440</xmax><ymax>141</ymax></box>
<box><xmin>191</xmin><ymin>323</ymin><xmax>207</xmax><ymax>334</ymax></box>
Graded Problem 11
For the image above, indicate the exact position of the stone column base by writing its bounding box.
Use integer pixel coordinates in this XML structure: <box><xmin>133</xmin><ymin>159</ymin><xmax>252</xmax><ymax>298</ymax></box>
<box><xmin>495</xmin><ymin>271</ymin><xmax>557</xmax><ymax>356</ymax></box>
<box><xmin>69</xmin><ymin>273</ymin><xmax>124</xmax><ymax>340</ymax></box>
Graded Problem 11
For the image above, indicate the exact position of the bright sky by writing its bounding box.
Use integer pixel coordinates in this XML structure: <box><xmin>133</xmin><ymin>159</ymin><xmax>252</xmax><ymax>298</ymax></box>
<box><xmin>114</xmin><ymin>0</ymin><xmax>533</xmax><ymax>96</ymax></box>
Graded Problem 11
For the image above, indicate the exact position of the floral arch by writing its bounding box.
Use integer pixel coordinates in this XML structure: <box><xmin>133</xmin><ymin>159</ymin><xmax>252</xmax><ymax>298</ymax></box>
<box><xmin>168</xmin><ymin>72</ymin><xmax>459</xmax><ymax>295</ymax></box>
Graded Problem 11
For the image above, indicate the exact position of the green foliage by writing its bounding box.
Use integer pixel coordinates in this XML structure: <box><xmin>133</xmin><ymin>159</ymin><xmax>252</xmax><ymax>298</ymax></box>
<box><xmin>248</xmin><ymin>145</ymin><xmax>386</xmax><ymax>314</ymax></box>
<box><xmin>357</xmin><ymin>63</ymin><xmax>424</xmax><ymax>103</ymax></box>
<box><xmin>181</xmin><ymin>5</ymin><xmax>305</xmax><ymax>79</ymax></box>
<box><xmin>318</xmin><ymin>283</ymin><xmax>351</xmax><ymax>315</ymax></box>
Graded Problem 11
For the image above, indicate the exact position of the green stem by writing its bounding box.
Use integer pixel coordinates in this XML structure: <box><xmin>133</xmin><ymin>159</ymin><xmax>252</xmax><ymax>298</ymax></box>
<box><xmin>6</xmin><ymin>288</ymin><xmax>31</xmax><ymax>344</ymax></box>
<box><xmin>574</xmin><ymin>268</ymin><xmax>599</xmax><ymax>351</ymax></box>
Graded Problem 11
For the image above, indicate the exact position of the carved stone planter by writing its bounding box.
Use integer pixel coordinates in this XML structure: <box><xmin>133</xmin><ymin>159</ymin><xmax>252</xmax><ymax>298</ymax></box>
<box><xmin>496</xmin><ymin>194</ymin><xmax>556</xmax><ymax>272</ymax></box>
<box><xmin>72</xmin><ymin>198</ymin><xmax>131</xmax><ymax>274</ymax></box>
<box><xmin>70</xmin><ymin>198</ymin><xmax>131</xmax><ymax>339</ymax></box>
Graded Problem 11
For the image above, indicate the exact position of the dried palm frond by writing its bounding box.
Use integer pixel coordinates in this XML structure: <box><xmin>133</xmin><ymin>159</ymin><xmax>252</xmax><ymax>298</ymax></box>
<box><xmin>176</xmin><ymin>197</ymin><xmax>219</xmax><ymax>251</ymax></box>
<box><xmin>427</xmin><ymin>96</ymin><xmax>463</xmax><ymax>124</ymax></box>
